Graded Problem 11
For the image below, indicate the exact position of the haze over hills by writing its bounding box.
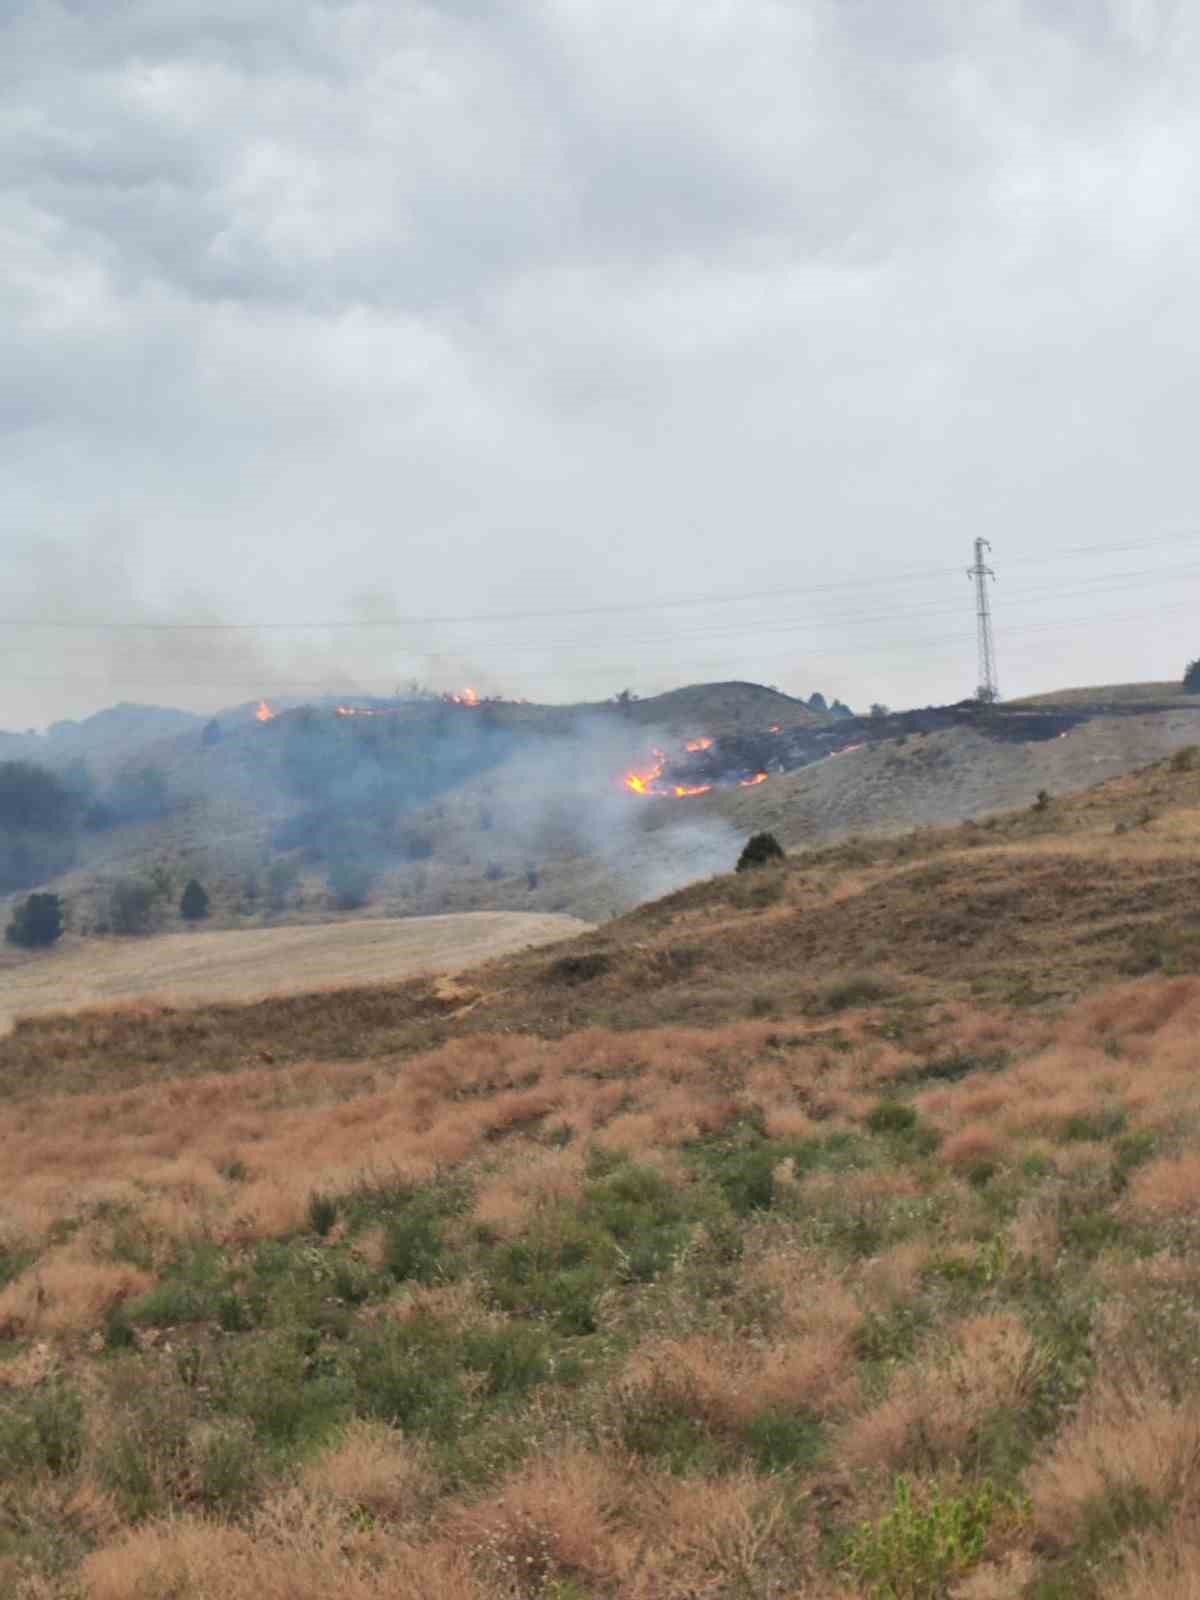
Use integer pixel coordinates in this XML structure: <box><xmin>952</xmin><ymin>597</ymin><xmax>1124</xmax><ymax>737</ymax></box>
<box><xmin>4</xmin><ymin>676</ymin><xmax>1200</xmax><ymax>940</ymax></box>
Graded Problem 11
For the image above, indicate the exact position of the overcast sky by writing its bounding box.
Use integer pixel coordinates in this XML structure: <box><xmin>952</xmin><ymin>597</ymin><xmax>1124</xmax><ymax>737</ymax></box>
<box><xmin>4</xmin><ymin>0</ymin><xmax>1200</xmax><ymax>727</ymax></box>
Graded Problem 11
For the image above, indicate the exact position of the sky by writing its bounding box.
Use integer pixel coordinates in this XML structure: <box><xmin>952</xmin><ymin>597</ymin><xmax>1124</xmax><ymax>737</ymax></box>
<box><xmin>4</xmin><ymin>0</ymin><xmax>1200</xmax><ymax>728</ymax></box>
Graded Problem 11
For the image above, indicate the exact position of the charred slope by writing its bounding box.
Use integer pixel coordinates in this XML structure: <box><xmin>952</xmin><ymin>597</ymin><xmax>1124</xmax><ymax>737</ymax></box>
<box><xmin>652</xmin><ymin>699</ymin><xmax>1200</xmax><ymax>793</ymax></box>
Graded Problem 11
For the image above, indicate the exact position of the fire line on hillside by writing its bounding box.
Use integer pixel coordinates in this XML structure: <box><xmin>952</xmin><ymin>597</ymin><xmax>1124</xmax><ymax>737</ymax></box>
<box><xmin>623</xmin><ymin>743</ymin><xmax>769</xmax><ymax>799</ymax></box>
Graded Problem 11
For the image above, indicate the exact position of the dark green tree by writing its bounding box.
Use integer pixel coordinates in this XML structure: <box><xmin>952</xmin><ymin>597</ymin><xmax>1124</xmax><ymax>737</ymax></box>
<box><xmin>180</xmin><ymin>879</ymin><xmax>210</xmax><ymax>921</ymax></box>
<box><xmin>736</xmin><ymin>832</ymin><xmax>786</xmax><ymax>872</ymax></box>
<box><xmin>1183</xmin><ymin>658</ymin><xmax>1200</xmax><ymax>694</ymax></box>
<box><xmin>6</xmin><ymin>892</ymin><xmax>64</xmax><ymax>948</ymax></box>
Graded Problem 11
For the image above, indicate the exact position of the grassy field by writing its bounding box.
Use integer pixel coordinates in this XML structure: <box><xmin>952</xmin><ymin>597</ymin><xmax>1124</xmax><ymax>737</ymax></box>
<box><xmin>5</xmin><ymin>746</ymin><xmax>1200</xmax><ymax>1596</ymax></box>
<box><xmin>0</xmin><ymin>912</ymin><xmax>591</xmax><ymax>1034</ymax></box>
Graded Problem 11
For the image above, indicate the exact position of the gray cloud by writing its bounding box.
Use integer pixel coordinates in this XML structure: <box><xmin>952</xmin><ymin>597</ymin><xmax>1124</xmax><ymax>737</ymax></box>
<box><xmin>4</xmin><ymin>0</ymin><xmax>1200</xmax><ymax>727</ymax></box>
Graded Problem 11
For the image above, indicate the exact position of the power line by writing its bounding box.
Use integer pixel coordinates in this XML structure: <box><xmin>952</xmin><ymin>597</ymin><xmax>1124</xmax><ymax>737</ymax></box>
<box><xmin>2</xmin><ymin>530</ymin><xmax>1200</xmax><ymax>633</ymax></box>
<box><xmin>4</xmin><ymin>594</ymin><xmax>1197</xmax><ymax>692</ymax></box>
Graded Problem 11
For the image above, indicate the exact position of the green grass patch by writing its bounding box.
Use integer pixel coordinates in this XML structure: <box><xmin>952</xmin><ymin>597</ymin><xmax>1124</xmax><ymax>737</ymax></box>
<box><xmin>843</xmin><ymin>1476</ymin><xmax>1011</xmax><ymax>1599</ymax></box>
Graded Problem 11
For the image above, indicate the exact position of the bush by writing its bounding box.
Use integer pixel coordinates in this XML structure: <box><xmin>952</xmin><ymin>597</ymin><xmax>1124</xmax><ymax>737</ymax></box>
<box><xmin>6</xmin><ymin>891</ymin><xmax>64</xmax><ymax>948</ymax></box>
<box><xmin>1183</xmin><ymin>658</ymin><xmax>1200</xmax><ymax>693</ymax></box>
<box><xmin>107</xmin><ymin>878</ymin><xmax>158</xmax><ymax>936</ymax></box>
<box><xmin>0</xmin><ymin>1382</ymin><xmax>85</xmax><ymax>1477</ymax></box>
<box><xmin>736</xmin><ymin>832</ymin><xmax>785</xmax><ymax>872</ymax></box>
<box><xmin>843</xmin><ymin>1476</ymin><xmax>1003</xmax><ymax>1599</ymax></box>
<box><xmin>179</xmin><ymin>879</ymin><xmax>210</xmax><ymax>921</ymax></box>
<box><xmin>383</xmin><ymin>1210</ymin><xmax>443</xmax><ymax>1284</ymax></box>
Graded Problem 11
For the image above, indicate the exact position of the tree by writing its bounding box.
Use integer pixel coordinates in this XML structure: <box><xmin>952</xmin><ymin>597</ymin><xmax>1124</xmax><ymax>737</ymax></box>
<box><xmin>1183</xmin><ymin>659</ymin><xmax>1200</xmax><ymax>694</ymax></box>
<box><xmin>107</xmin><ymin>879</ymin><xmax>158</xmax><ymax>936</ymax></box>
<box><xmin>202</xmin><ymin>718</ymin><xmax>223</xmax><ymax>747</ymax></box>
<box><xmin>180</xmin><ymin>879</ymin><xmax>210</xmax><ymax>921</ymax></box>
<box><xmin>736</xmin><ymin>832</ymin><xmax>786</xmax><ymax>872</ymax></box>
<box><xmin>0</xmin><ymin>762</ymin><xmax>80</xmax><ymax>891</ymax></box>
<box><xmin>869</xmin><ymin>703</ymin><xmax>891</xmax><ymax>720</ymax></box>
<box><xmin>6</xmin><ymin>892</ymin><xmax>64</xmax><ymax>949</ymax></box>
<box><xmin>327</xmin><ymin>856</ymin><xmax>374</xmax><ymax>910</ymax></box>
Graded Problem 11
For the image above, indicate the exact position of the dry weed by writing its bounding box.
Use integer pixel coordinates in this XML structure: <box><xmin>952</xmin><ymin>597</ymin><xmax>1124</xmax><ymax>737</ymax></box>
<box><xmin>839</xmin><ymin>1313</ymin><xmax>1041</xmax><ymax>1471</ymax></box>
<box><xmin>1028</xmin><ymin>1380</ymin><xmax>1200</xmax><ymax>1547</ymax></box>
<box><xmin>301</xmin><ymin>1421</ymin><xmax>437</xmax><ymax>1524</ymax></box>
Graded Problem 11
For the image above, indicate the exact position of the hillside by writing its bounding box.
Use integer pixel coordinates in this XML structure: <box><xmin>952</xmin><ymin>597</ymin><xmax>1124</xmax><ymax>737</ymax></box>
<box><xmin>5</xmin><ymin>747</ymin><xmax>1200</xmax><ymax>1596</ymax></box>
<box><xmin>8</xmin><ymin>680</ymin><xmax>1200</xmax><ymax>937</ymax></box>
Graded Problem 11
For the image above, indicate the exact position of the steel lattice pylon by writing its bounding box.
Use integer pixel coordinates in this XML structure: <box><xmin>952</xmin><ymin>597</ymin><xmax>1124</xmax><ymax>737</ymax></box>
<box><xmin>967</xmin><ymin>538</ymin><xmax>998</xmax><ymax>703</ymax></box>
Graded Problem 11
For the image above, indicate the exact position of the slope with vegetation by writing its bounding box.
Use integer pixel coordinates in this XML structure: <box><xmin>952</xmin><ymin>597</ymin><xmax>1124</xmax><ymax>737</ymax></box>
<box><xmin>5</xmin><ymin>748</ymin><xmax>1200</xmax><ymax>1596</ymax></box>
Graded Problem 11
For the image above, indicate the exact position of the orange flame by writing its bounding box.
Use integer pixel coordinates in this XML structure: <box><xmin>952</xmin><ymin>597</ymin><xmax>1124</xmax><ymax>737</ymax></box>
<box><xmin>673</xmin><ymin>783</ymin><xmax>713</xmax><ymax>797</ymax></box>
<box><xmin>623</xmin><ymin>749</ymin><xmax>666</xmax><ymax>795</ymax></box>
<box><xmin>685</xmin><ymin>736</ymin><xmax>714</xmax><ymax>752</ymax></box>
<box><xmin>739</xmin><ymin>772</ymin><xmax>768</xmax><ymax>787</ymax></box>
<box><xmin>255</xmin><ymin>700</ymin><xmax>276</xmax><ymax>723</ymax></box>
<box><xmin>446</xmin><ymin>687</ymin><xmax>480</xmax><ymax>707</ymax></box>
<box><xmin>768</xmin><ymin>724</ymin><xmax>781</xmax><ymax>734</ymax></box>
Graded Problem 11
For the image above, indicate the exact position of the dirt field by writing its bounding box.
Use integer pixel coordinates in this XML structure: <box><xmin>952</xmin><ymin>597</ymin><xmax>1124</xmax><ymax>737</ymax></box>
<box><xmin>0</xmin><ymin>911</ymin><xmax>591</xmax><ymax>1032</ymax></box>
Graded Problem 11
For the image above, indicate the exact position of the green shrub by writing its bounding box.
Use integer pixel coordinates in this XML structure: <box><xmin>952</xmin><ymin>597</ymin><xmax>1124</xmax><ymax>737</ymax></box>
<box><xmin>486</xmin><ymin>1213</ymin><xmax>616</xmax><ymax>1335</ymax></box>
<box><xmin>383</xmin><ymin>1210</ymin><xmax>444</xmax><ymax>1284</ymax></box>
<box><xmin>218</xmin><ymin>1333</ymin><xmax>349</xmax><ymax>1451</ymax></box>
<box><xmin>458</xmin><ymin>1325</ymin><xmax>558</xmax><ymax>1399</ymax></box>
<box><xmin>191</xmin><ymin>1419</ymin><xmax>261</xmax><ymax>1512</ymax></box>
<box><xmin>1059</xmin><ymin>1107</ymin><xmax>1127</xmax><ymax>1143</ymax></box>
<box><xmin>824</xmin><ymin>974</ymin><xmax>893</xmax><ymax>1012</ymax></box>
<box><xmin>865</xmin><ymin>1101</ymin><xmax>940</xmax><ymax>1156</ymax></box>
<box><xmin>352</xmin><ymin>1316</ymin><xmax>464</xmax><ymax>1438</ymax></box>
<box><xmin>546</xmin><ymin>952</ymin><xmax>611</xmax><ymax>985</ymax></box>
<box><xmin>307</xmin><ymin>1191</ymin><xmax>339</xmax><ymax>1237</ymax></box>
<box><xmin>616</xmin><ymin>1392</ymin><xmax>722</xmax><ymax>1476</ymax></box>
<box><xmin>0</xmin><ymin>1383</ymin><xmax>85</xmax><ymax>1477</ymax></box>
<box><xmin>580</xmin><ymin>1162</ymin><xmax>694</xmax><ymax>1282</ymax></box>
<box><xmin>741</xmin><ymin>1411</ymin><xmax>824</xmax><ymax>1474</ymax></box>
<box><xmin>843</xmin><ymin>1476</ymin><xmax>1001</xmax><ymax>1599</ymax></box>
<box><xmin>866</xmin><ymin>1101</ymin><xmax>919</xmax><ymax>1137</ymax></box>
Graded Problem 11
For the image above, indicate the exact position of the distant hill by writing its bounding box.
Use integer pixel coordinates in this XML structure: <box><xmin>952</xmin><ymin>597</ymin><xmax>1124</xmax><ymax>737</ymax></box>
<box><xmin>618</xmin><ymin>681</ymin><xmax>837</xmax><ymax>735</ymax></box>
<box><xmin>2</xmin><ymin>702</ymin><xmax>204</xmax><ymax>777</ymax></box>
<box><xmin>1009</xmin><ymin>681</ymin><xmax>1193</xmax><ymax>708</ymax></box>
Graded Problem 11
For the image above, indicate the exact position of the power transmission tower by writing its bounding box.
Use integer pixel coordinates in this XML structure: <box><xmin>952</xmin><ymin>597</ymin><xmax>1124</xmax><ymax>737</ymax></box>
<box><xmin>967</xmin><ymin>537</ymin><xmax>998</xmax><ymax>703</ymax></box>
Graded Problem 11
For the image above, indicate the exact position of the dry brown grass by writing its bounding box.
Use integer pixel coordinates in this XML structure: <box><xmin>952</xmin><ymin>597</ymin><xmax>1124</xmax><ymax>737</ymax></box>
<box><xmin>301</xmin><ymin>1422</ymin><xmax>438</xmax><ymax>1525</ymax></box>
<box><xmin>839</xmin><ymin>1313</ymin><xmax>1042</xmax><ymax>1473</ymax></box>
<box><xmin>1028</xmin><ymin>1376</ymin><xmax>1200</xmax><ymax>1549</ymax></box>
<box><xmin>1099</xmin><ymin>1512</ymin><xmax>1200</xmax><ymax>1599</ymax></box>
<box><xmin>81</xmin><ymin>1491</ymin><xmax>481</xmax><ymax>1600</ymax></box>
